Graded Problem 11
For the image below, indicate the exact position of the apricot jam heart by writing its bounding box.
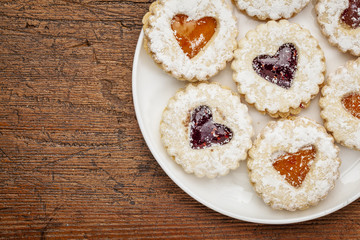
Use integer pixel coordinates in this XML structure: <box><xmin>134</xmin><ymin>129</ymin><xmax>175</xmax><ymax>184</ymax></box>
<box><xmin>340</xmin><ymin>0</ymin><xmax>360</xmax><ymax>29</ymax></box>
<box><xmin>171</xmin><ymin>14</ymin><xmax>217</xmax><ymax>59</ymax></box>
<box><xmin>190</xmin><ymin>105</ymin><xmax>232</xmax><ymax>149</ymax></box>
<box><xmin>342</xmin><ymin>92</ymin><xmax>360</xmax><ymax>119</ymax></box>
<box><xmin>272</xmin><ymin>145</ymin><xmax>316</xmax><ymax>188</ymax></box>
<box><xmin>252</xmin><ymin>43</ymin><xmax>298</xmax><ymax>89</ymax></box>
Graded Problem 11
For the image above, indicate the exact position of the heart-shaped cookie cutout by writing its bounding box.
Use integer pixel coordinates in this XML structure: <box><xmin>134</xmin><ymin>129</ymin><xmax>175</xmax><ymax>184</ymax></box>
<box><xmin>340</xmin><ymin>0</ymin><xmax>360</xmax><ymax>29</ymax></box>
<box><xmin>171</xmin><ymin>14</ymin><xmax>217</xmax><ymax>59</ymax></box>
<box><xmin>252</xmin><ymin>43</ymin><xmax>298</xmax><ymax>89</ymax></box>
<box><xmin>272</xmin><ymin>145</ymin><xmax>316</xmax><ymax>188</ymax></box>
<box><xmin>190</xmin><ymin>105</ymin><xmax>232</xmax><ymax>149</ymax></box>
<box><xmin>342</xmin><ymin>92</ymin><xmax>360</xmax><ymax>119</ymax></box>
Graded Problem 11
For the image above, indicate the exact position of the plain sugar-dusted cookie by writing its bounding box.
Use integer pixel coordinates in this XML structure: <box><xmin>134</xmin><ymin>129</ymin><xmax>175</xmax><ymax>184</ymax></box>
<box><xmin>232</xmin><ymin>0</ymin><xmax>311</xmax><ymax>20</ymax></box>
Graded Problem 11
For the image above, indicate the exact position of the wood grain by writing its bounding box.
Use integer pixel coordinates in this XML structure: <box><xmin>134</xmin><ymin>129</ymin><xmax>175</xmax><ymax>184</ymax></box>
<box><xmin>0</xmin><ymin>0</ymin><xmax>359</xmax><ymax>239</ymax></box>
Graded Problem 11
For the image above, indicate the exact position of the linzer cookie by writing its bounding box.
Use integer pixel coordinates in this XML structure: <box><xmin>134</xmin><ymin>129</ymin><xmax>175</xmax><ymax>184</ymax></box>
<box><xmin>320</xmin><ymin>58</ymin><xmax>360</xmax><ymax>150</ymax></box>
<box><xmin>160</xmin><ymin>83</ymin><xmax>253</xmax><ymax>178</ymax></box>
<box><xmin>248</xmin><ymin>117</ymin><xmax>341</xmax><ymax>211</ymax></box>
<box><xmin>232</xmin><ymin>0</ymin><xmax>311</xmax><ymax>20</ymax></box>
<box><xmin>231</xmin><ymin>20</ymin><xmax>325</xmax><ymax>118</ymax></box>
<box><xmin>316</xmin><ymin>0</ymin><xmax>360</xmax><ymax>56</ymax></box>
<box><xmin>142</xmin><ymin>0</ymin><xmax>238</xmax><ymax>81</ymax></box>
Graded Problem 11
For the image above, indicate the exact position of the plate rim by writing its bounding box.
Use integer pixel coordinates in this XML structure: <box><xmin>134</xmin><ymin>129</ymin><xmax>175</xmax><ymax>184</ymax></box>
<box><xmin>132</xmin><ymin>29</ymin><xmax>360</xmax><ymax>225</ymax></box>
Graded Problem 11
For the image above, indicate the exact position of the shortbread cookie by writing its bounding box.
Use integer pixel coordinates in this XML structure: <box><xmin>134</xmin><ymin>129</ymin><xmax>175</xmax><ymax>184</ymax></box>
<box><xmin>248</xmin><ymin>117</ymin><xmax>341</xmax><ymax>211</ymax></box>
<box><xmin>143</xmin><ymin>0</ymin><xmax>238</xmax><ymax>82</ymax></box>
<box><xmin>316</xmin><ymin>0</ymin><xmax>360</xmax><ymax>56</ymax></box>
<box><xmin>231</xmin><ymin>20</ymin><xmax>325</xmax><ymax>118</ymax></box>
<box><xmin>232</xmin><ymin>0</ymin><xmax>311</xmax><ymax>20</ymax></box>
<box><xmin>320</xmin><ymin>58</ymin><xmax>360</xmax><ymax>150</ymax></box>
<box><xmin>160</xmin><ymin>83</ymin><xmax>253</xmax><ymax>178</ymax></box>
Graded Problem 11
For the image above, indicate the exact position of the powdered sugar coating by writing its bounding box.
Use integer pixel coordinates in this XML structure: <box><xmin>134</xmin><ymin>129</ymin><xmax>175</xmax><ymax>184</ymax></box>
<box><xmin>160</xmin><ymin>83</ymin><xmax>253</xmax><ymax>178</ymax></box>
<box><xmin>231</xmin><ymin>20</ymin><xmax>325</xmax><ymax>118</ymax></box>
<box><xmin>232</xmin><ymin>0</ymin><xmax>311</xmax><ymax>20</ymax></box>
<box><xmin>316</xmin><ymin>0</ymin><xmax>360</xmax><ymax>56</ymax></box>
<box><xmin>320</xmin><ymin>58</ymin><xmax>360</xmax><ymax>150</ymax></box>
<box><xmin>248</xmin><ymin>117</ymin><xmax>341</xmax><ymax>211</ymax></box>
<box><xmin>143</xmin><ymin>0</ymin><xmax>238</xmax><ymax>81</ymax></box>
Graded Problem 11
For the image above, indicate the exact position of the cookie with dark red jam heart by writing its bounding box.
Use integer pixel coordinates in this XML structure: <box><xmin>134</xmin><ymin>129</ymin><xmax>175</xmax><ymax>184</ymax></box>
<box><xmin>232</xmin><ymin>20</ymin><xmax>325</xmax><ymax>118</ymax></box>
<box><xmin>252</xmin><ymin>43</ymin><xmax>298</xmax><ymax>89</ymax></box>
<box><xmin>316</xmin><ymin>0</ymin><xmax>360</xmax><ymax>56</ymax></box>
<box><xmin>190</xmin><ymin>105</ymin><xmax>232</xmax><ymax>149</ymax></box>
<box><xmin>160</xmin><ymin>83</ymin><xmax>253</xmax><ymax>178</ymax></box>
<box><xmin>340</xmin><ymin>0</ymin><xmax>360</xmax><ymax>29</ymax></box>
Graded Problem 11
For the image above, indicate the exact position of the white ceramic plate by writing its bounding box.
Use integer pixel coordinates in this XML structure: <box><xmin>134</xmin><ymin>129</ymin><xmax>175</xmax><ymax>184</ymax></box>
<box><xmin>132</xmin><ymin>2</ymin><xmax>360</xmax><ymax>224</ymax></box>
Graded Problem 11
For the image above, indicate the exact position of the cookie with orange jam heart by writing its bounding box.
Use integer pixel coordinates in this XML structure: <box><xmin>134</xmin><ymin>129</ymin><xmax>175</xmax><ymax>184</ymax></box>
<box><xmin>142</xmin><ymin>0</ymin><xmax>238</xmax><ymax>81</ymax></box>
<box><xmin>316</xmin><ymin>0</ymin><xmax>360</xmax><ymax>56</ymax></box>
<box><xmin>160</xmin><ymin>83</ymin><xmax>253</xmax><ymax>178</ymax></box>
<box><xmin>320</xmin><ymin>58</ymin><xmax>360</xmax><ymax>150</ymax></box>
<box><xmin>231</xmin><ymin>20</ymin><xmax>325</xmax><ymax>118</ymax></box>
<box><xmin>248</xmin><ymin>117</ymin><xmax>340</xmax><ymax>211</ymax></box>
<box><xmin>232</xmin><ymin>0</ymin><xmax>311</xmax><ymax>20</ymax></box>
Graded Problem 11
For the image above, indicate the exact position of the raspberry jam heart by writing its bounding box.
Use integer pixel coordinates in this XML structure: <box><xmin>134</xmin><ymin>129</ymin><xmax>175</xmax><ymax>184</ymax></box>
<box><xmin>171</xmin><ymin>14</ymin><xmax>217</xmax><ymax>59</ymax></box>
<box><xmin>190</xmin><ymin>105</ymin><xmax>232</xmax><ymax>149</ymax></box>
<box><xmin>252</xmin><ymin>43</ymin><xmax>298</xmax><ymax>89</ymax></box>
<box><xmin>272</xmin><ymin>145</ymin><xmax>316</xmax><ymax>188</ymax></box>
<box><xmin>342</xmin><ymin>92</ymin><xmax>360</xmax><ymax>119</ymax></box>
<box><xmin>340</xmin><ymin>0</ymin><xmax>360</xmax><ymax>29</ymax></box>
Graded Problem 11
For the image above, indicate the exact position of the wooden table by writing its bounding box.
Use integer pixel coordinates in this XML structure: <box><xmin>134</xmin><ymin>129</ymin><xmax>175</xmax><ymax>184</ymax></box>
<box><xmin>0</xmin><ymin>0</ymin><xmax>359</xmax><ymax>238</ymax></box>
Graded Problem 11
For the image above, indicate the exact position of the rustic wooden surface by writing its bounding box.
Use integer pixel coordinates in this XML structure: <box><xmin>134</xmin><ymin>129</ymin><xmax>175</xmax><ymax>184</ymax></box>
<box><xmin>0</xmin><ymin>0</ymin><xmax>359</xmax><ymax>239</ymax></box>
